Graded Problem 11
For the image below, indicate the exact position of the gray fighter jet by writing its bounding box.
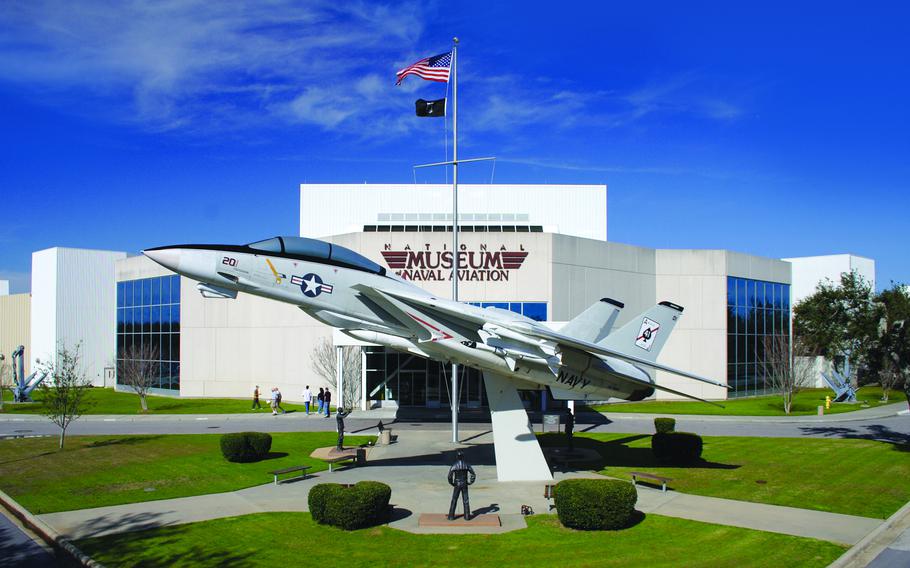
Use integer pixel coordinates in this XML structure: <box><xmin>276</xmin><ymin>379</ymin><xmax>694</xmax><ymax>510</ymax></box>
<box><xmin>145</xmin><ymin>236</ymin><xmax>726</xmax><ymax>481</ymax></box>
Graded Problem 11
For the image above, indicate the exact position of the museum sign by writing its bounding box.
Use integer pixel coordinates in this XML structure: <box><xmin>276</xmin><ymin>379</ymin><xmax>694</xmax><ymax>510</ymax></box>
<box><xmin>381</xmin><ymin>243</ymin><xmax>529</xmax><ymax>282</ymax></box>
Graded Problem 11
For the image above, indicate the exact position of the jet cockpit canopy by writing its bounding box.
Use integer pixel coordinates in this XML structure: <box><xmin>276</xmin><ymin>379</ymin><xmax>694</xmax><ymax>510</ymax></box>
<box><xmin>247</xmin><ymin>236</ymin><xmax>385</xmax><ymax>275</ymax></box>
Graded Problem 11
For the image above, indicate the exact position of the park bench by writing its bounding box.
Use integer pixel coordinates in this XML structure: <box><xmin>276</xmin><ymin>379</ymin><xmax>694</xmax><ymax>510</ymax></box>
<box><xmin>629</xmin><ymin>471</ymin><xmax>673</xmax><ymax>493</ymax></box>
<box><xmin>323</xmin><ymin>448</ymin><xmax>367</xmax><ymax>472</ymax></box>
<box><xmin>268</xmin><ymin>465</ymin><xmax>311</xmax><ymax>485</ymax></box>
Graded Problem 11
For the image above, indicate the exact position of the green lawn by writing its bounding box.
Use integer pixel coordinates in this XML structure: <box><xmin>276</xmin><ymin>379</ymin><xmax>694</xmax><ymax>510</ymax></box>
<box><xmin>0</xmin><ymin>433</ymin><xmax>372</xmax><ymax>514</ymax></box>
<box><xmin>0</xmin><ymin>387</ymin><xmax>334</xmax><ymax>415</ymax></box>
<box><xmin>587</xmin><ymin>387</ymin><xmax>907</xmax><ymax>416</ymax></box>
<box><xmin>539</xmin><ymin>433</ymin><xmax>910</xmax><ymax>519</ymax></box>
<box><xmin>75</xmin><ymin>512</ymin><xmax>846</xmax><ymax>568</ymax></box>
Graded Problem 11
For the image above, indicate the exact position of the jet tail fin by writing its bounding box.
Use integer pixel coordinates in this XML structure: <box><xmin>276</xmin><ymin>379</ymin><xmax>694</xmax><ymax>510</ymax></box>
<box><xmin>560</xmin><ymin>298</ymin><xmax>623</xmax><ymax>344</ymax></box>
<box><xmin>598</xmin><ymin>301</ymin><xmax>683</xmax><ymax>363</ymax></box>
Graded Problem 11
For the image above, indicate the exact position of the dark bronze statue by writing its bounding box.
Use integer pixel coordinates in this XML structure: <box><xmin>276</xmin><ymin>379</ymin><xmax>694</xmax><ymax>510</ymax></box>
<box><xmin>447</xmin><ymin>451</ymin><xmax>476</xmax><ymax>521</ymax></box>
<box><xmin>565</xmin><ymin>408</ymin><xmax>575</xmax><ymax>451</ymax></box>
<box><xmin>336</xmin><ymin>408</ymin><xmax>350</xmax><ymax>450</ymax></box>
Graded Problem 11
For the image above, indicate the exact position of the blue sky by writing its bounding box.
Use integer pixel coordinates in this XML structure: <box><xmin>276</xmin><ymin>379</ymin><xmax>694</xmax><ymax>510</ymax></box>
<box><xmin>1</xmin><ymin>1</ymin><xmax>908</xmax><ymax>294</ymax></box>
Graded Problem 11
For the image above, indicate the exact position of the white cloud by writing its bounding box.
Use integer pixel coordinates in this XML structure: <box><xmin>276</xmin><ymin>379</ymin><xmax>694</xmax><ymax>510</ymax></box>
<box><xmin>0</xmin><ymin>0</ymin><xmax>426</xmax><ymax>132</ymax></box>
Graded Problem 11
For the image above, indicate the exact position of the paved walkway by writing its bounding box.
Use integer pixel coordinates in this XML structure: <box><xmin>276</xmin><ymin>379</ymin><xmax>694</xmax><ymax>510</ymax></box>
<box><xmin>38</xmin><ymin>430</ymin><xmax>882</xmax><ymax>545</ymax></box>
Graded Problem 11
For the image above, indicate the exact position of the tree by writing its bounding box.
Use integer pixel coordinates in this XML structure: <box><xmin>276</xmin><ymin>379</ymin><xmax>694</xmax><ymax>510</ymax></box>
<box><xmin>0</xmin><ymin>355</ymin><xmax>11</xmax><ymax>411</ymax></box>
<box><xmin>863</xmin><ymin>284</ymin><xmax>910</xmax><ymax>402</ymax></box>
<box><xmin>762</xmin><ymin>335</ymin><xmax>814</xmax><ymax>414</ymax></box>
<box><xmin>311</xmin><ymin>339</ymin><xmax>362</xmax><ymax>409</ymax></box>
<box><xmin>39</xmin><ymin>343</ymin><xmax>92</xmax><ymax>449</ymax></box>
<box><xmin>793</xmin><ymin>271</ymin><xmax>879</xmax><ymax>383</ymax></box>
<box><xmin>117</xmin><ymin>344</ymin><xmax>160</xmax><ymax>412</ymax></box>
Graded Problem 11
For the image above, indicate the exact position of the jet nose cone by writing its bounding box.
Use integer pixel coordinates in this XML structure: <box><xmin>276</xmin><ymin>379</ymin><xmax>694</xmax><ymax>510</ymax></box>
<box><xmin>143</xmin><ymin>248</ymin><xmax>181</xmax><ymax>272</ymax></box>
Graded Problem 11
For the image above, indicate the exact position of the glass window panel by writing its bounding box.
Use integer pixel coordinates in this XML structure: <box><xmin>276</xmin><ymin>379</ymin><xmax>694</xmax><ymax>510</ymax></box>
<box><xmin>170</xmin><ymin>334</ymin><xmax>180</xmax><ymax>361</ymax></box>
<box><xmin>172</xmin><ymin>276</ymin><xmax>181</xmax><ymax>304</ymax></box>
<box><xmin>170</xmin><ymin>363</ymin><xmax>180</xmax><ymax>390</ymax></box>
<box><xmin>782</xmin><ymin>285</ymin><xmax>790</xmax><ymax>311</ymax></box>
<box><xmin>727</xmin><ymin>307</ymin><xmax>736</xmax><ymax>332</ymax></box>
<box><xmin>151</xmin><ymin>306</ymin><xmax>160</xmax><ymax>333</ymax></box>
<box><xmin>486</xmin><ymin>302</ymin><xmax>509</xmax><ymax>310</ymax></box>
<box><xmin>117</xmin><ymin>334</ymin><xmax>125</xmax><ymax>359</ymax></box>
<box><xmin>727</xmin><ymin>335</ymin><xmax>736</xmax><ymax>365</ymax></box>
<box><xmin>509</xmin><ymin>302</ymin><xmax>523</xmax><ymax>314</ymax></box>
<box><xmin>736</xmin><ymin>335</ymin><xmax>746</xmax><ymax>363</ymax></box>
<box><xmin>130</xmin><ymin>308</ymin><xmax>139</xmax><ymax>333</ymax></box>
<box><xmin>736</xmin><ymin>278</ymin><xmax>746</xmax><ymax>307</ymax></box>
<box><xmin>738</xmin><ymin>308</ymin><xmax>748</xmax><ymax>334</ymax></box>
<box><xmin>160</xmin><ymin>277</ymin><xmax>171</xmax><ymax>304</ymax></box>
<box><xmin>117</xmin><ymin>282</ymin><xmax>125</xmax><ymax>307</ymax></box>
<box><xmin>117</xmin><ymin>308</ymin><xmax>125</xmax><ymax>334</ymax></box>
<box><xmin>747</xmin><ymin>280</ymin><xmax>756</xmax><ymax>307</ymax></box>
<box><xmin>160</xmin><ymin>333</ymin><xmax>170</xmax><ymax>361</ymax></box>
<box><xmin>727</xmin><ymin>277</ymin><xmax>735</xmax><ymax>306</ymax></box>
<box><xmin>522</xmin><ymin>303</ymin><xmax>547</xmax><ymax>321</ymax></box>
<box><xmin>151</xmin><ymin>278</ymin><xmax>160</xmax><ymax>305</ymax></box>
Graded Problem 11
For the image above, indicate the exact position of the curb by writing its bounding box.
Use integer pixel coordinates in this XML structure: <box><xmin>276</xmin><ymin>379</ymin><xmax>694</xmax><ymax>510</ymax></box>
<box><xmin>827</xmin><ymin>500</ymin><xmax>910</xmax><ymax>568</ymax></box>
<box><xmin>0</xmin><ymin>488</ymin><xmax>105</xmax><ymax>568</ymax></box>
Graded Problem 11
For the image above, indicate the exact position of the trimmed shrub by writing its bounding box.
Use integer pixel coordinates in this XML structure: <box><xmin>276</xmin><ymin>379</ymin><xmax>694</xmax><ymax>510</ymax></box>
<box><xmin>654</xmin><ymin>417</ymin><xmax>676</xmax><ymax>434</ymax></box>
<box><xmin>308</xmin><ymin>481</ymin><xmax>392</xmax><ymax>530</ymax></box>
<box><xmin>219</xmin><ymin>432</ymin><xmax>273</xmax><ymax>463</ymax></box>
<box><xmin>651</xmin><ymin>432</ymin><xmax>703</xmax><ymax>464</ymax></box>
<box><xmin>554</xmin><ymin>479</ymin><xmax>637</xmax><ymax>530</ymax></box>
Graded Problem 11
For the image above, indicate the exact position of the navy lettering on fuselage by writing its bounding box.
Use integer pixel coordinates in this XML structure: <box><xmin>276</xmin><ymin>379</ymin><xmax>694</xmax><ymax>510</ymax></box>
<box><xmin>556</xmin><ymin>370</ymin><xmax>591</xmax><ymax>390</ymax></box>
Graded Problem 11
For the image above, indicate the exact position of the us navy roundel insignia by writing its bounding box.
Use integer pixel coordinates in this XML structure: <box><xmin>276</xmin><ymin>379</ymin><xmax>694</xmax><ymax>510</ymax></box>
<box><xmin>300</xmin><ymin>273</ymin><xmax>324</xmax><ymax>297</ymax></box>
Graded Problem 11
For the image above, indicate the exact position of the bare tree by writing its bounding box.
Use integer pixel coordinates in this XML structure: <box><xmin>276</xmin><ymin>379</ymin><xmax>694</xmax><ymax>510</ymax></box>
<box><xmin>762</xmin><ymin>335</ymin><xmax>814</xmax><ymax>414</ymax></box>
<box><xmin>39</xmin><ymin>343</ymin><xmax>92</xmax><ymax>449</ymax></box>
<box><xmin>311</xmin><ymin>338</ymin><xmax>362</xmax><ymax>409</ymax></box>
<box><xmin>117</xmin><ymin>344</ymin><xmax>160</xmax><ymax>412</ymax></box>
<box><xmin>0</xmin><ymin>355</ymin><xmax>10</xmax><ymax>411</ymax></box>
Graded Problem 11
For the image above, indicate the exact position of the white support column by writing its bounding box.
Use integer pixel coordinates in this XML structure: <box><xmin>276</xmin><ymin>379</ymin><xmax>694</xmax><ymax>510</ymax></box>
<box><xmin>336</xmin><ymin>346</ymin><xmax>343</xmax><ymax>410</ymax></box>
<box><xmin>483</xmin><ymin>371</ymin><xmax>552</xmax><ymax>481</ymax></box>
<box><xmin>360</xmin><ymin>349</ymin><xmax>368</xmax><ymax>411</ymax></box>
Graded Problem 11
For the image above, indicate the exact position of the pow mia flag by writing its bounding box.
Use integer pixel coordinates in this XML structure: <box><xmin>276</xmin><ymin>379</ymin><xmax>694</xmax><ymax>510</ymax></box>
<box><xmin>415</xmin><ymin>98</ymin><xmax>446</xmax><ymax>117</ymax></box>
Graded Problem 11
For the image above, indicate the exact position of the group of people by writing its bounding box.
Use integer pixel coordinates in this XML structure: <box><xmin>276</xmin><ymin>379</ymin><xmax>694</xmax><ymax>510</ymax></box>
<box><xmin>301</xmin><ymin>385</ymin><xmax>333</xmax><ymax>417</ymax></box>
<box><xmin>250</xmin><ymin>385</ymin><xmax>333</xmax><ymax>417</ymax></box>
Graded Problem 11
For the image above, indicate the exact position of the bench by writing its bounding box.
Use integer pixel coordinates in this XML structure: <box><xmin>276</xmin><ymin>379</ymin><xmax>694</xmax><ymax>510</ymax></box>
<box><xmin>630</xmin><ymin>471</ymin><xmax>673</xmax><ymax>493</ymax></box>
<box><xmin>268</xmin><ymin>465</ymin><xmax>311</xmax><ymax>485</ymax></box>
<box><xmin>324</xmin><ymin>449</ymin><xmax>366</xmax><ymax>472</ymax></box>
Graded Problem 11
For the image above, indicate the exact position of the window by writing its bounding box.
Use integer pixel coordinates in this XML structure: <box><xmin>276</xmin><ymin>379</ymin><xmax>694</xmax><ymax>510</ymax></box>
<box><xmin>726</xmin><ymin>276</ymin><xmax>790</xmax><ymax>398</ymax></box>
<box><xmin>467</xmin><ymin>301</ymin><xmax>548</xmax><ymax>322</ymax></box>
<box><xmin>116</xmin><ymin>274</ymin><xmax>181</xmax><ymax>391</ymax></box>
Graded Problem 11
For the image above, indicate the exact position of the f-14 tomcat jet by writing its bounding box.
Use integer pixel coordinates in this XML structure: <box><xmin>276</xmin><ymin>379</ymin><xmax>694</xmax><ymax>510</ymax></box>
<box><xmin>144</xmin><ymin>235</ymin><xmax>726</xmax><ymax>481</ymax></box>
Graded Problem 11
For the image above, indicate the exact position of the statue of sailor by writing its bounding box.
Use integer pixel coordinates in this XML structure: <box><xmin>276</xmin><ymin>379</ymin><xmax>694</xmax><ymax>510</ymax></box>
<box><xmin>447</xmin><ymin>451</ymin><xmax>477</xmax><ymax>521</ymax></box>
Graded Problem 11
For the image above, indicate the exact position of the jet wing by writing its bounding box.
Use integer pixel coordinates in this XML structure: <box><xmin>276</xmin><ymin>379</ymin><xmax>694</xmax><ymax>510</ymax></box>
<box><xmin>368</xmin><ymin>286</ymin><xmax>728</xmax><ymax>390</ymax></box>
<box><xmin>352</xmin><ymin>285</ymin><xmax>480</xmax><ymax>343</ymax></box>
<box><xmin>507</xmin><ymin>322</ymin><xmax>729</xmax><ymax>390</ymax></box>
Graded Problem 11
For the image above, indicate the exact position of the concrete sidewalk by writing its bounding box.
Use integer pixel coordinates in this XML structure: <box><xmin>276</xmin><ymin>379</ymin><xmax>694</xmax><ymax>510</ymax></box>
<box><xmin>586</xmin><ymin>401</ymin><xmax>908</xmax><ymax>424</ymax></box>
<box><xmin>39</xmin><ymin>430</ymin><xmax>882</xmax><ymax>545</ymax></box>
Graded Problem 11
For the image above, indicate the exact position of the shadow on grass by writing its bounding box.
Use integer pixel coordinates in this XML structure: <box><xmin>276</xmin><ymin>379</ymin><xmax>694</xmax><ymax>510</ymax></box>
<box><xmin>260</xmin><ymin>452</ymin><xmax>290</xmax><ymax>461</ymax></box>
<box><xmin>0</xmin><ymin>450</ymin><xmax>58</xmax><ymax>466</ymax></box>
<box><xmin>79</xmin><ymin>524</ymin><xmax>253</xmax><ymax>568</ymax></box>
<box><xmin>538</xmin><ymin>434</ymin><xmax>740</xmax><ymax>471</ymax></box>
<box><xmin>798</xmin><ymin>424</ymin><xmax>910</xmax><ymax>451</ymax></box>
<box><xmin>88</xmin><ymin>436</ymin><xmax>166</xmax><ymax>448</ymax></box>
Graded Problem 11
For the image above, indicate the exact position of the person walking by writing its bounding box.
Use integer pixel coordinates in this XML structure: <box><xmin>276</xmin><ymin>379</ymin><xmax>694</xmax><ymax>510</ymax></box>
<box><xmin>269</xmin><ymin>388</ymin><xmax>279</xmax><ymax>416</ymax></box>
<box><xmin>324</xmin><ymin>389</ymin><xmax>332</xmax><ymax>417</ymax></box>
<box><xmin>302</xmin><ymin>385</ymin><xmax>312</xmax><ymax>415</ymax></box>
<box><xmin>317</xmin><ymin>387</ymin><xmax>325</xmax><ymax>415</ymax></box>
<box><xmin>251</xmin><ymin>385</ymin><xmax>261</xmax><ymax>410</ymax></box>
<box><xmin>275</xmin><ymin>387</ymin><xmax>286</xmax><ymax>414</ymax></box>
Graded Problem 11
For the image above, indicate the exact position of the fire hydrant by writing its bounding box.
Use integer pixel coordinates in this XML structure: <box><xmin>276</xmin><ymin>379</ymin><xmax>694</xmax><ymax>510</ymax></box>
<box><xmin>825</xmin><ymin>395</ymin><xmax>831</xmax><ymax>410</ymax></box>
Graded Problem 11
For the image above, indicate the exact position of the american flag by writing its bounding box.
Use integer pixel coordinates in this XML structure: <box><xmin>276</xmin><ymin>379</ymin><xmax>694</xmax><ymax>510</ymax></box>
<box><xmin>396</xmin><ymin>52</ymin><xmax>451</xmax><ymax>85</ymax></box>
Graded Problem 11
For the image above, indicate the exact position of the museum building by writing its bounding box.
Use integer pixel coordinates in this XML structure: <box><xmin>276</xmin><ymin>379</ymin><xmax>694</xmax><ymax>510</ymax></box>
<box><xmin>5</xmin><ymin>183</ymin><xmax>862</xmax><ymax>409</ymax></box>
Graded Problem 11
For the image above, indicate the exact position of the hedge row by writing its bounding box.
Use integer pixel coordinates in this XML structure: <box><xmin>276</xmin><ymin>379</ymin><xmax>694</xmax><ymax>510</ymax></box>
<box><xmin>651</xmin><ymin>432</ymin><xmax>703</xmax><ymax>464</ymax></box>
<box><xmin>220</xmin><ymin>432</ymin><xmax>273</xmax><ymax>463</ymax></box>
<box><xmin>653</xmin><ymin>417</ymin><xmax>676</xmax><ymax>434</ymax></box>
<box><xmin>554</xmin><ymin>479</ymin><xmax>637</xmax><ymax>530</ymax></box>
<box><xmin>309</xmin><ymin>481</ymin><xmax>391</xmax><ymax>530</ymax></box>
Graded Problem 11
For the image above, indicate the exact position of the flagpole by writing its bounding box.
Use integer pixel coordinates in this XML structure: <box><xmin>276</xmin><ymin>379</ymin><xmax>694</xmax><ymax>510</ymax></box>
<box><xmin>450</xmin><ymin>36</ymin><xmax>460</xmax><ymax>445</ymax></box>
